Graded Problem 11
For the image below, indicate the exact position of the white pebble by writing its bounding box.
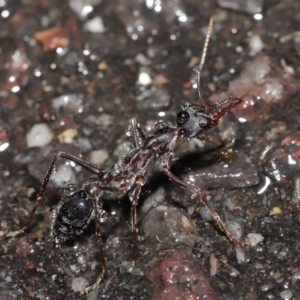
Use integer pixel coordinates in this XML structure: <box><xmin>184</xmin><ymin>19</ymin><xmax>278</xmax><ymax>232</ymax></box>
<box><xmin>89</xmin><ymin>149</ymin><xmax>108</xmax><ymax>166</ymax></box>
<box><xmin>71</xmin><ymin>277</ymin><xmax>89</xmax><ymax>293</ymax></box>
<box><xmin>249</xmin><ymin>35</ymin><xmax>264</xmax><ymax>56</ymax></box>
<box><xmin>138</xmin><ymin>72</ymin><xmax>152</xmax><ymax>86</ymax></box>
<box><xmin>69</xmin><ymin>0</ymin><xmax>101</xmax><ymax>19</ymax></box>
<box><xmin>227</xmin><ymin>221</ymin><xmax>243</xmax><ymax>240</ymax></box>
<box><xmin>91</xmin><ymin>261</ymin><xmax>98</xmax><ymax>271</ymax></box>
<box><xmin>77</xmin><ymin>254</ymin><xmax>86</xmax><ymax>265</ymax></box>
<box><xmin>84</xmin><ymin>17</ymin><xmax>105</xmax><ymax>33</ymax></box>
<box><xmin>51</xmin><ymin>94</ymin><xmax>83</xmax><ymax>111</ymax></box>
<box><xmin>245</xmin><ymin>233</ymin><xmax>264</xmax><ymax>246</ymax></box>
<box><xmin>51</xmin><ymin>164</ymin><xmax>77</xmax><ymax>187</ymax></box>
<box><xmin>260</xmin><ymin>283</ymin><xmax>273</xmax><ymax>292</ymax></box>
<box><xmin>200</xmin><ymin>206</ymin><xmax>213</xmax><ymax>221</ymax></box>
<box><xmin>26</xmin><ymin>123</ymin><xmax>54</xmax><ymax>148</ymax></box>
<box><xmin>280</xmin><ymin>289</ymin><xmax>293</xmax><ymax>300</ymax></box>
<box><xmin>291</xmin><ymin>271</ymin><xmax>300</xmax><ymax>281</ymax></box>
<box><xmin>135</xmin><ymin>53</ymin><xmax>151</xmax><ymax>65</ymax></box>
<box><xmin>187</xmin><ymin>206</ymin><xmax>194</xmax><ymax>215</ymax></box>
<box><xmin>263</xmin><ymin>80</ymin><xmax>284</xmax><ymax>102</ymax></box>
<box><xmin>216</xmin><ymin>0</ymin><xmax>263</xmax><ymax>14</ymax></box>
<box><xmin>235</xmin><ymin>245</ymin><xmax>246</xmax><ymax>264</ymax></box>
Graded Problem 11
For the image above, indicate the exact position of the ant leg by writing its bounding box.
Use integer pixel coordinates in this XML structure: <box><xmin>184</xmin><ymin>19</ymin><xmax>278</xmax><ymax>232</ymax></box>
<box><xmin>85</xmin><ymin>188</ymin><xmax>106</xmax><ymax>294</ymax></box>
<box><xmin>163</xmin><ymin>168</ymin><xmax>245</xmax><ymax>247</ymax></box>
<box><xmin>0</xmin><ymin>152</ymin><xmax>105</xmax><ymax>238</ymax></box>
<box><xmin>129</xmin><ymin>118</ymin><xmax>146</xmax><ymax>148</ymax></box>
<box><xmin>128</xmin><ymin>183</ymin><xmax>142</xmax><ymax>272</ymax></box>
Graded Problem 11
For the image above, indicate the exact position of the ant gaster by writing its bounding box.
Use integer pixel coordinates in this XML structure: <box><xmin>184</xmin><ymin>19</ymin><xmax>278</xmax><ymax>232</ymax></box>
<box><xmin>0</xmin><ymin>18</ymin><xmax>244</xmax><ymax>293</ymax></box>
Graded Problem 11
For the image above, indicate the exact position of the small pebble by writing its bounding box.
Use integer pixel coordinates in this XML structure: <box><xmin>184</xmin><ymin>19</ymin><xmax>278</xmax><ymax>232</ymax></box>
<box><xmin>51</xmin><ymin>164</ymin><xmax>76</xmax><ymax>187</ymax></box>
<box><xmin>135</xmin><ymin>53</ymin><xmax>151</xmax><ymax>65</ymax></box>
<box><xmin>77</xmin><ymin>137</ymin><xmax>92</xmax><ymax>150</ymax></box>
<box><xmin>263</xmin><ymin>79</ymin><xmax>284</xmax><ymax>102</ymax></box>
<box><xmin>235</xmin><ymin>245</ymin><xmax>246</xmax><ymax>264</ymax></box>
<box><xmin>69</xmin><ymin>0</ymin><xmax>102</xmax><ymax>19</ymax></box>
<box><xmin>229</xmin><ymin>267</ymin><xmax>240</xmax><ymax>277</ymax></box>
<box><xmin>227</xmin><ymin>220</ymin><xmax>243</xmax><ymax>240</ymax></box>
<box><xmin>200</xmin><ymin>206</ymin><xmax>213</xmax><ymax>221</ymax></box>
<box><xmin>216</xmin><ymin>0</ymin><xmax>263</xmax><ymax>14</ymax></box>
<box><xmin>272</xmin><ymin>206</ymin><xmax>282</xmax><ymax>214</ymax></box>
<box><xmin>291</xmin><ymin>271</ymin><xmax>300</xmax><ymax>281</ymax></box>
<box><xmin>89</xmin><ymin>149</ymin><xmax>108</xmax><ymax>166</ymax></box>
<box><xmin>77</xmin><ymin>255</ymin><xmax>86</xmax><ymax>265</ymax></box>
<box><xmin>138</xmin><ymin>72</ymin><xmax>152</xmax><ymax>85</ymax></box>
<box><xmin>58</xmin><ymin>129</ymin><xmax>78</xmax><ymax>144</ymax></box>
<box><xmin>292</xmin><ymin>177</ymin><xmax>300</xmax><ymax>203</ymax></box>
<box><xmin>84</xmin><ymin>17</ymin><xmax>105</xmax><ymax>33</ymax></box>
<box><xmin>26</xmin><ymin>123</ymin><xmax>54</xmax><ymax>148</ymax></box>
<box><xmin>187</xmin><ymin>206</ymin><xmax>194</xmax><ymax>215</ymax></box>
<box><xmin>280</xmin><ymin>289</ymin><xmax>293</xmax><ymax>300</ymax></box>
<box><xmin>71</xmin><ymin>277</ymin><xmax>88</xmax><ymax>293</ymax></box>
<box><xmin>34</xmin><ymin>27</ymin><xmax>69</xmax><ymax>52</ymax></box>
<box><xmin>97</xmin><ymin>61</ymin><xmax>108</xmax><ymax>70</ymax></box>
<box><xmin>52</xmin><ymin>94</ymin><xmax>83</xmax><ymax>111</ymax></box>
<box><xmin>181</xmin><ymin>215</ymin><xmax>191</xmax><ymax>230</ymax></box>
<box><xmin>245</xmin><ymin>233</ymin><xmax>264</xmax><ymax>246</ymax></box>
<box><xmin>209</xmin><ymin>253</ymin><xmax>219</xmax><ymax>276</ymax></box>
<box><xmin>249</xmin><ymin>34</ymin><xmax>264</xmax><ymax>56</ymax></box>
<box><xmin>260</xmin><ymin>283</ymin><xmax>274</xmax><ymax>292</ymax></box>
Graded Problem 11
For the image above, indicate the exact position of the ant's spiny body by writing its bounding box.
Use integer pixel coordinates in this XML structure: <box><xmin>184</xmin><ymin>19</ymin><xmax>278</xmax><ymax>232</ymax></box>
<box><xmin>0</xmin><ymin>18</ymin><xmax>244</xmax><ymax>293</ymax></box>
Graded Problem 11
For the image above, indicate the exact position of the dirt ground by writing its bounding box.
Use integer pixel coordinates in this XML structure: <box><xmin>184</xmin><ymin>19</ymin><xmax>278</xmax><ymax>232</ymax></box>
<box><xmin>0</xmin><ymin>0</ymin><xmax>300</xmax><ymax>299</ymax></box>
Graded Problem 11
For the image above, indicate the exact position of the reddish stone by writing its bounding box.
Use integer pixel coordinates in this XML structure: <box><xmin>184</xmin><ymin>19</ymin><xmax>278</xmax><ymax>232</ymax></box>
<box><xmin>148</xmin><ymin>251</ymin><xmax>217</xmax><ymax>300</ymax></box>
<box><xmin>34</xmin><ymin>27</ymin><xmax>70</xmax><ymax>52</ymax></box>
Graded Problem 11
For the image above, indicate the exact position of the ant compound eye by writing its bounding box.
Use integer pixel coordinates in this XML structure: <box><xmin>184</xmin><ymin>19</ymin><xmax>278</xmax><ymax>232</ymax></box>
<box><xmin>177</xmin><ymin>111</ymin><xmax>189</xmax><ymax>125</ymax></box>
<box><xmin>123</xmin><ymin>156</ymin><xmax>131</xmax><ymax>164</ymax></box>
<box><xmin>198</xmin><ymin>116</ymin><xmax>208</xmax><ymax>128</ymax></box>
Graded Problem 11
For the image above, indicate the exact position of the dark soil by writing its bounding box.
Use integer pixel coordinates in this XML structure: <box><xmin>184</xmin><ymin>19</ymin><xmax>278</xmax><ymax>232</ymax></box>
<box><xmin>0</xmin><ymin>0</ymin><xmax>300</xmax><ymax>299</ymax></box>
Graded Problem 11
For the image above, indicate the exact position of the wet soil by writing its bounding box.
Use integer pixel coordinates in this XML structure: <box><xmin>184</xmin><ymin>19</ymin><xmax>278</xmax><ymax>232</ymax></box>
<box><xmin>0</xmin><ymin>0</ymin><xmax>300</xmax><ymax>299</ymax></box>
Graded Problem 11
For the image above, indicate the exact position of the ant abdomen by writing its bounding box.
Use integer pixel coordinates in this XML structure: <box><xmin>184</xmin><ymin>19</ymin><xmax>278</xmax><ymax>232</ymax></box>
<box><xmin>52</xmin><ymin>190</ymin><xmax>94</xmax><ymax>245</ymax></box>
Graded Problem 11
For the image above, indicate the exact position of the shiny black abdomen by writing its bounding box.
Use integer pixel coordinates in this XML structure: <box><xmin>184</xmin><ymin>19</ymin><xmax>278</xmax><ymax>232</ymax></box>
<box><xmin>52</xmin><ymin>190</ymin><xmax>94</xmax><ymax>244</ymax></box>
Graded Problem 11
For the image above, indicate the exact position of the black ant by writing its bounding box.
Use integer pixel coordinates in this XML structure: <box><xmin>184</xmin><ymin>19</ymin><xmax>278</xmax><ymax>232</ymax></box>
<box><xmin>0</xmin><ymin>18</ymin><xmax>244</xmax><ymax>293</ymax></box>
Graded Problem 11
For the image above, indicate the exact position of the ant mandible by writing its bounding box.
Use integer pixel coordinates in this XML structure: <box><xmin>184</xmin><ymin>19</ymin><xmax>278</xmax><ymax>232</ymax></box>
<box><xmin>0</xmin><ymin>18</ymin><xmax>244</xmax><ymax>294</ymax></box>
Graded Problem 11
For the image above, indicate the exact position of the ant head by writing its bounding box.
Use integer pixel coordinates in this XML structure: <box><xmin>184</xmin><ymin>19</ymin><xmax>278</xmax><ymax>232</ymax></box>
<box><xmin>177</xmin><ymin>19</ymin><xmax>242</xmax><ymax>140</ymax></box>
<box><xmin>176</xmin><ymin>96</ymin><xmax>242</xmax><ymax>139</ymax></box>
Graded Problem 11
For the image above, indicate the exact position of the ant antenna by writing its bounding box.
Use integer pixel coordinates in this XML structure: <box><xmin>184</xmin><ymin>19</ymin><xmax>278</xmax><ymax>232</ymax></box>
<box><xmin>193</xmin><ymin>17</ymin><xmax>214</xmax><ymax>105</ymax></box>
